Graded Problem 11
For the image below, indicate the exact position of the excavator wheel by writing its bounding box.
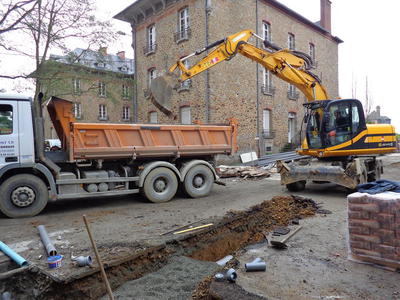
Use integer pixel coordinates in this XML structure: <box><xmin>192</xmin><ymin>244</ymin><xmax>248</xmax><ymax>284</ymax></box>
<box><xmin>286</xmin><ymin>180</ymin><xmax>306</xmax><ymax>192</ymax></box>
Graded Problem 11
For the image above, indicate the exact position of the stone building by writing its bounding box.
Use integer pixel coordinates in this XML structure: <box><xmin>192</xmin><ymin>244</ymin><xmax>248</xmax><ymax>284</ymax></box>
<box><xmin>367</xmin><ymin>106</ymin><xmax>391</xmax><ymax>124</ymax></box>
<box><xmin>40</xmin><ymin>48</ymin><xmax>134</xmax><ymax>139</ymax></box>
<box><xmin>115</xmin><ymin>0</ymin><xmax>342</xmax><ymax>154</ymax></box>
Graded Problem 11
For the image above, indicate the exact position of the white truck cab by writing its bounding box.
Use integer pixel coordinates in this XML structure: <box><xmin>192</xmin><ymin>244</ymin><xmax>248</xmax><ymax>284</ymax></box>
<box><xmin>0</xmin><ymin>95</ymin><xmax>35</xmax><ymax>169</ymax></box>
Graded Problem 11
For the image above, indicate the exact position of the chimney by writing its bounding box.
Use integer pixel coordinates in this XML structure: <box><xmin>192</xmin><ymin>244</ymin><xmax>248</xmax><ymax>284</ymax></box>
<box><xmin>320</xmin><ymin>0</ymin><xmax>332</xmax><ymax>32</ymax></box>
<box><xmin>117</xmin><ymin>51</ymin><xmax>126</xmax><ymax>60</ymax></box>
<box><xmin>376</xmin><ymin>106</ymin><xmax>381</xmax><ymax>117</ymax></box>
<box><xmin>99</xmin><ymin>46</ymin><xmax>108</xmax><ymax>56</ymax></box>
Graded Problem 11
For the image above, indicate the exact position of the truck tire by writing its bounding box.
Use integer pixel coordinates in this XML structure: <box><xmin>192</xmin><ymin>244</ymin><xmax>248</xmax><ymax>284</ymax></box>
<box><xmin>286</xmin><ymin>180</ymin><xmax>306</xmax><ymax>192</ymax></box>
<box><xmin>142</xmin><ymin>167</ymin><xmax>178</xmax><ymax>203</ymax></box>
<box><xmin>183</xmin><ymin>165</ymin><xmax>214</xmax><ymax>198</ymax></box>
<box><xmin>0</xmin><ymin>174</ymin><xmax>49</xmax><ymax>218</ymax></box>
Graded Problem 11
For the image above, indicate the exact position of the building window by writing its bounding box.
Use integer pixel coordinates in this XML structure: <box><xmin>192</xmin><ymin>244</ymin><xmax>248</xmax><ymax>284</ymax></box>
<box><xmin>98</xmin><ymin>104</ymin><xmax>108</xmax><ymax>121</ymax></box>
<box><xmin>72</xmin><ymin>78</ymin><xmax>81</xmax><ymax>94</ymax></box>
<box><xmin>180</xmin><ymin>106</ymin><xmax>191</xmax><ymax>124</ymax></box>
<box><xmin>288</xmin><ymin>33</ymin><xmax>295</xmax><ymax>50</ymax></box>
<box><xmin>98</xmin><ymin>81</ymin><xmax>106</xmax><ymax>97</ymax></box>
<box><xmin>262</xmin><ymin>68</ymin><xmax>274</xmax><ymax>95</ymax></box>
<box><xmin>262</xmin><ymin>22</ymin><xmax>271</xmax><ymax>42</ymax></box>
<box><xmin>309</xmin><ymin>43</ymin><xmax>316</xmax><ymax>67</ymax></box>
<box><xmin>262</xmin><ymin>109</ymin><xmax>273</xmax><ymax>138</ymax></box>
<box><xmin>148</xmin><ymin>68</ymin><xmax>156</xmax><ymax>87</ymax></box>
<box><xmin>73</xmin><ymin>102</ymin><xmax>82</xmax><ymax>119</ymax></box>
<box><xmin>175</xmin><ymin>7</ymin><xmax>190</xmax><ymax>42</ymax></box>
<box><xmin>122</xmin><ymin>84</ymin><xmax>129</xmax><ymax>99</ymax></box>
<box><xmin>149</xmin><ymin>111</ymin><xmax>158</xmax><ymax>124</ymax></box>
<box><xmin>287</xmin><ymin>84</ymin><xmax>299</xmax><ymax>100</ymax></box>
<box><xmin>178</xmin><ymin>59</ymin><xmax>192</xmax><ymax>90</ymax></box>
<box><xmin>144</xmin><ymin>24</ymin><xmax>156</xmax><ymax>55</ymax></box>
<box><xmin>288</xmin><ymin>112</ymin><xmax>296</xmax><ymax>143</ymax></box>
<box><xmin>122</xmin><ymin>106</ymin><xmax>130</xmax><ymax>121</ymax></box>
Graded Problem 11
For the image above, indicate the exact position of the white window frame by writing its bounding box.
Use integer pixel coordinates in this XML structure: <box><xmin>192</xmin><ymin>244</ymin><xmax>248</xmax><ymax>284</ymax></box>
<box><xmin>288</xmin><ymin>33</ymin><xmax>295</xmax><ymax>50</ymax></box>
<box><xmin>73</xmin><ymin>102</ymin><xmax>82</xmax><ymax>119</ymax></box>
<box><xmin>72</xmin><ymin>78</ymin><xmax>81</xmax><ymax>94</ymax></box>
<box><xmin>147</xmin><ymin>24</ymin><xmax>156</xmax><ymax>51</ymax></box>
<box><xmin>179</xmin><ymin>7</ymin><xmax>189</xmax><ymax>39</ymax></box>
<box><xmin>99</xmin><ymin>104</ymin><xmax>107</xmax><ymax>120</ymax></box>
<box><xmin>262</xmin><ymin>22</ymin><xmax>271</xmax><ymax>42</ymax></box>
<box><xmin>148</xmin><ymin>68</ymin><xmax>156</xmax><ymax>87</ymax></box>
<box><xmin>98</xmin><ymin>81</ymin><xmax>106</xmax><ymax>97</ymax></box>
<box><xmin>180</xmin><ymin>106</ymin><xmax>191</xmax><ymax>124</ymax></box>
<box><xmin>149</xmin><ymin>111</ymin><xmax>158</xmax><ymax>124</ymax></box>
<box><xmin>122</xmin><ymin>106</ymin><xmax>130</xmax><ymax>121</ymax></box>
<box><xmin>263</xmin><ymin>109</ymin><xmax>271</xmax><ymax>133</ymax></box>
<box><xmin>288</xmin><ymin>112</ymin><xmax>296</xmax><ymax>143</ymax></box>
<box><xmin>263</xmin><ymin>69</ymin><xmax>271</xmax><ymax>89</ymax></box>
<box><xmin>122</xmin><ymin>84</ymin><xmax>129</xmax><ymax>99</ymax></box>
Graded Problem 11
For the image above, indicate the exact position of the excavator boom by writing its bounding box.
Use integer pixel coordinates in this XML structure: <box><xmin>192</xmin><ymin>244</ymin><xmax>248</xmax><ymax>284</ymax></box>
<box><xmin>150</xmin><ymin>29</ymin><xmax>328</xmax><ymax>115</ymax></box>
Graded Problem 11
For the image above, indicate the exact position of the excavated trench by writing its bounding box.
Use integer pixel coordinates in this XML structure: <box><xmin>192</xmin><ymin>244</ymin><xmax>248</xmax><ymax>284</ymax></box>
<box><xmin>1</xmin><ymin>195</ymin><xmax>318</xmax><ymax>299</ymax></box>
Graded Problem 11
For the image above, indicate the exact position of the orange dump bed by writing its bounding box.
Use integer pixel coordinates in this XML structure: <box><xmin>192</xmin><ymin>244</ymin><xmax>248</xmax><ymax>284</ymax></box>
<box><xmin>47</xmin><ymin>97</ymin><xmax>237</xmax><ymax>161</ymax></box>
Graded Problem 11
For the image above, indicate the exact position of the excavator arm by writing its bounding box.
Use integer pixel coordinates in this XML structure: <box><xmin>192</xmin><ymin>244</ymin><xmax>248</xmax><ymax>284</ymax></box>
<box><xmin>161</xmin><ymin>29</ymin><xmax>329</xmax><ymax>104</ymax></box>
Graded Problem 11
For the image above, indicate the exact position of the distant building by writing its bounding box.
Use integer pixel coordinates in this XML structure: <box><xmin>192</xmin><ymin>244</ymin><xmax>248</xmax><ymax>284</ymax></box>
<box><xmin>115</xmin><ymin>0</ymin><xmax>342</xmax><ymax>154</ymax></box>
<box><xmin>367</xmin><ymin>106</ymin><xmax>391</xmax><ymax>124</ymax></box>
<box><xmin>39</xmin><ymin>48</ymin><xmax>134</xmax><ymax>139</ymax></box>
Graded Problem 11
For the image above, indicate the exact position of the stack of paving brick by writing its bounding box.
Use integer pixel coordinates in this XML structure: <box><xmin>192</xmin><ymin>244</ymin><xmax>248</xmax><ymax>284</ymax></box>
<box><xmin>348</xmin><ymin>192</ymin><xmax>400</xmax><ymax>270</ymax></box>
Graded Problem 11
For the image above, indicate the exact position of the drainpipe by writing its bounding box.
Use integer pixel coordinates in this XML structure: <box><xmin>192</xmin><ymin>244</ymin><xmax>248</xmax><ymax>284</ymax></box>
<box><xmin>205</xmin><ymin>0</ymin><xmax>211</xmax><ymax>123</ymax></box>
<box><xmin>255</xmin><ymin>0</ymin><xmax>261</xmax><ymax>156</ymax></box>
<box><xmin>131</xmin><ymin>23</ymin><xmax>138</xmax><ymax>122</ymax></box>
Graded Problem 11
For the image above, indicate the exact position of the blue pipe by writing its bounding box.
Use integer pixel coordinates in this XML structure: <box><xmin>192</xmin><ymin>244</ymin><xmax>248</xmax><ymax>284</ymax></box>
<box><xmin>0</xmin><ymin>241</ymin><xmax>28</xmax><ymax>267</ymax></box>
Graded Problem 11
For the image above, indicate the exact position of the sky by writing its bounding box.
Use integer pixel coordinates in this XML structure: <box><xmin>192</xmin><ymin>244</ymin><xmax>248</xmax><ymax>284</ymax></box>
<box><xmin>2</xmin><ymin>0</ymin><xmax>400</xmax><ymax>131</ymax></box>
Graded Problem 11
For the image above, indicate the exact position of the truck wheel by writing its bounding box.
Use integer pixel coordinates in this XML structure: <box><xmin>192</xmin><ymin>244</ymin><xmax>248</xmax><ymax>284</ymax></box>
<box><xmin>0</xmin><ymin>174</ymin><xmax>49</xmax><ymax>218</ymax></box>
<box><xmin>142</xmin><ymin>167</ymin><xmax>178</xmax><ymax>203</ymax></box>
<box><xmin>286</xmin><ymin>180</ymin><xmax>306</xmax><ymax>192</ymax></box>
<box><xmin>183</xmin><ymin>165</ymin><xmax>214</xmax><ymax>198</ymax></box>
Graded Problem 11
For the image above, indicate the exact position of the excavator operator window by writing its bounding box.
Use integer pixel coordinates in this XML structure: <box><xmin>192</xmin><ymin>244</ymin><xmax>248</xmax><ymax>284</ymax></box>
<box><xmin>305</xmin><ymin>110</ymin><xmax>322</xmax><ymax>149</ymax></box>
<box><xmin>324</xmin><ymin>101</ymin><xmax>359</xmax><ymax>147</ymax></box>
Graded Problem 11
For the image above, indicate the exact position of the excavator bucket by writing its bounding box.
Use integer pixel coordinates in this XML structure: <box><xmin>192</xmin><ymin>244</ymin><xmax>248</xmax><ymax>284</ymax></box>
<box><xmin>149</xmin><ymin>72</ymin><xmax>179</xmax><ymax>116</ymax></box>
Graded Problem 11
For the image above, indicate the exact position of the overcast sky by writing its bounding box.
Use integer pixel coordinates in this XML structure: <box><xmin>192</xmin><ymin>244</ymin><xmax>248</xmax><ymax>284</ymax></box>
<box><xmin>2</xmin><ymin>0</ymin><xmax>400</xmax><ymax>131</ymax></box>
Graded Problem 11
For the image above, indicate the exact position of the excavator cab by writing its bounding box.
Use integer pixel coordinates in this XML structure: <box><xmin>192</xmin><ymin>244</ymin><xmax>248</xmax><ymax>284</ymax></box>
<box><xmin>302</xmin><ymin>99</ymin><xmax>367</xmax><ymax>153</ymax></box>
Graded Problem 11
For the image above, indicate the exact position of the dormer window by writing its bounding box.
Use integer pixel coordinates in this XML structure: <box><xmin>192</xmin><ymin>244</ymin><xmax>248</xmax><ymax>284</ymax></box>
<box><xmin>120</xmin><ymin>66</ymin><xmax>128</xmax><ymax>72</ymax></box>
<box><xmin>96</xmin><ymin>62</ymin><xmax>105</xmax><ymax>68</ymax></box>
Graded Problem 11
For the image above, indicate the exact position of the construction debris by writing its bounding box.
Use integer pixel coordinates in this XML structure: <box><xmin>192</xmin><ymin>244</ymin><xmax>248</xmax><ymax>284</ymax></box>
<box><xmin>217</xmin><ymin>165</ymin><xmax>270</xmax><ymax>179</ymax></box>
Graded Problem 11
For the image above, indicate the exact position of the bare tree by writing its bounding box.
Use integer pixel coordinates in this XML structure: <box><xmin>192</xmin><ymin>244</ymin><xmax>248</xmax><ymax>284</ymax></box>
<box><xmin>364</xmin><ymin>76</ymin><xmax>373</xmax><ymax>119</ymax></box>
<box><xmin>0</xmin><ymin>0</ymin><xmax>37</xmax><ymax>36</ymax></box>
<box><xmin>0</xmin><ymin>0</ymin><xmax>115</xmax><ymax>103</ymax></box>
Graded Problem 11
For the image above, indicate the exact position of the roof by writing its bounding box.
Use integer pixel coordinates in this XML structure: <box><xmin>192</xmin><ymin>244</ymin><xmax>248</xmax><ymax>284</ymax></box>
<box><xmin>49</xmin><ymin>48</ymin><xmax>134</xmax><ymax>75</ymax></box>
<box><xmin>114</xmin><ymin>0</ymin><xmax>343</xmax><ymax>44</ymax></box>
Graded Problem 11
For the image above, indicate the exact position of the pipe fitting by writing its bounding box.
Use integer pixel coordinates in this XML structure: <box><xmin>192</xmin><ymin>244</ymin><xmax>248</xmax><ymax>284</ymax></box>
<box><xmin>225</xmin><ymin>268</ymin><xmax>237</xmax><ymax>282</ymax></box>
<box><xmin>73</xmin><ymin>255</ymin><xmax>92</xmax><ymax>267</ymax></box>
<box><xmin>245</xmin><ymin>258</ymin><xmax>266</xmax><ymax>272</ymax></box>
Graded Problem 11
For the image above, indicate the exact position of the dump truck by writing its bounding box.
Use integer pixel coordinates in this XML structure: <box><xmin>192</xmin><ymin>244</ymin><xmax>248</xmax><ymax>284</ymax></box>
<box><xmin>0</xmin><ymin>94</ymin><xmax>237</xmax><ymax>218</ymax></box>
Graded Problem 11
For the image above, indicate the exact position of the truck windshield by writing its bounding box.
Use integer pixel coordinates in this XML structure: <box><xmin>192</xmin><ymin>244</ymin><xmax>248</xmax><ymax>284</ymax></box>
<box><xmin>0</xmin><ymin>105</ymin><xmax>13</xmax><ymax>135</ymax></box>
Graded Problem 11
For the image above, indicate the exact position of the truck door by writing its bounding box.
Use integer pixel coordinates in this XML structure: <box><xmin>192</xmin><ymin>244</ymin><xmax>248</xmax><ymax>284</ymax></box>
<box><xmin>0</xmin><ymin>101</ymin><xmax>20</xmax><ymax>168</ymax></box>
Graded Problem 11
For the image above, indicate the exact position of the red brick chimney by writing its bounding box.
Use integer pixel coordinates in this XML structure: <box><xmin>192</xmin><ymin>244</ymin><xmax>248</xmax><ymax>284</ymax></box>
<box><xmin>320</xmin><ymin>0</ymin><xmax>332</xmax><ymax>32</ymax></box>
<box><xmin>117</xmin><ymin>51</ymin><xmax>126</xmax><ymax>60</ymax></box>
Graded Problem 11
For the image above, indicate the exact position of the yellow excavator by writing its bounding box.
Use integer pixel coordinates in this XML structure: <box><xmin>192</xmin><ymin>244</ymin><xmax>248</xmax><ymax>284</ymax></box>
<box><xmin>150</xmin><ymin>30</ymin><xmax>397</xmax><ymax>191</ymax></box>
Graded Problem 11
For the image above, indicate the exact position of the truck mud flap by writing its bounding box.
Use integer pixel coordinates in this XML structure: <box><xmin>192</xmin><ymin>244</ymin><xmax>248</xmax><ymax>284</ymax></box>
<box><xmin>277</xmin><ymin>159</ymin><xmax>360</xmax><ymax>189</ymax></box>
